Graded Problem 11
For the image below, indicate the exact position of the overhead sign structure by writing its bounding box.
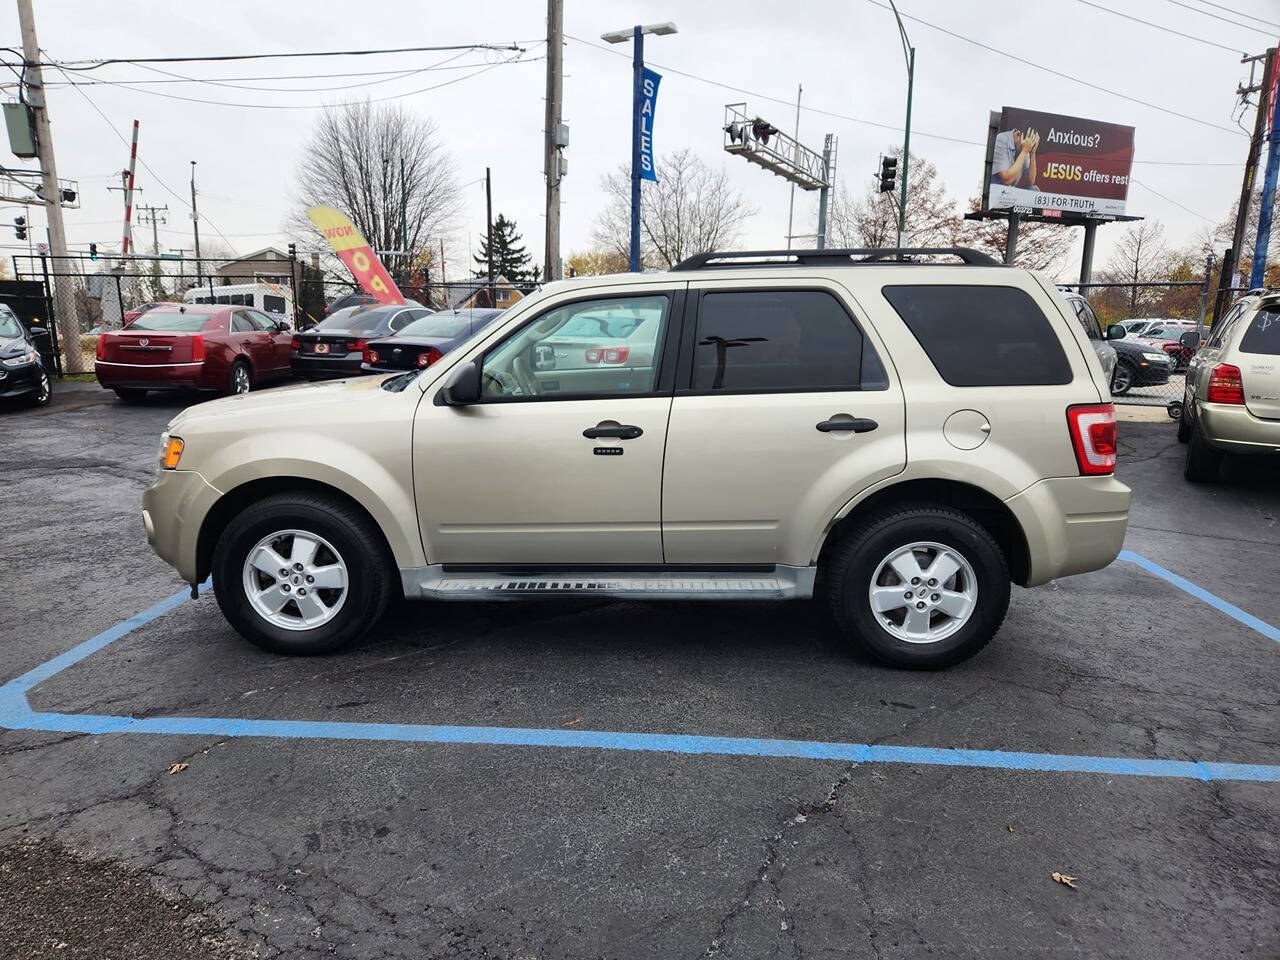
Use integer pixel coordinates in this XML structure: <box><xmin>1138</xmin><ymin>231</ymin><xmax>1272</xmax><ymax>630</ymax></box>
<box><xmin>982</xmin><ymin>106</ymin><xmax>1135</xmax><ymax>218</ymax></box>
<box><xmin>306</xmin><ymin>205</ymin><xmax>406</xmax><ymax>305</ymax></box>
<box><xmin>639</xmin><ymin>67</ymin><xmax>661</xmax><ymax>182</ymax></box>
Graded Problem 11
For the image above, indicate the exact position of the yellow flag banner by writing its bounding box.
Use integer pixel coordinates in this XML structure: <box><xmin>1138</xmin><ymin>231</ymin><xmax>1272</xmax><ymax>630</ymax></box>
<box><xmin>306</xmin><ymin>205</ymin><xmax>406</xmax><ymax>305</ymax></box>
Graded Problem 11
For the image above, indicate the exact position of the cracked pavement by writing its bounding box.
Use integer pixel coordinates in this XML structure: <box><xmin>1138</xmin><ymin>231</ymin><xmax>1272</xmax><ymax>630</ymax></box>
<box><xmin>1</xmin><ymin>384</ymin><xmax>1278</xmax><ymax>958</ymax></box>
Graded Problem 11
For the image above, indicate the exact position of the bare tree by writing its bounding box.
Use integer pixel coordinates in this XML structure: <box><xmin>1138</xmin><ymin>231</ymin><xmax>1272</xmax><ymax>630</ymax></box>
<box><xmin>1101</xmin><ymin>220</ymin><xmax>1167</xmax><ymax>315</ymax></box>
<box><xmin>290</xmin><ymin>100</ymin><xmax>459</xmax><ymax>287</ymax></box>
<box><xmin>826</xmin><ymin>148</ymin><xmax>957</xmax><ymax>249</ymax></box>
<box><xmin>593</xmin><ymin>148</ymin><xmax>755</xmax><ymax>268</ymax></box>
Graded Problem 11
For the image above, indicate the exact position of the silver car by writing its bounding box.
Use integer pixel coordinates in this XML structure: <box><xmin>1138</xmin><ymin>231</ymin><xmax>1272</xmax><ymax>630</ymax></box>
<box><xmin>1061</xmin><ymin>292</ymin><xmax>1121</xmax><ymax>383</ymax></box>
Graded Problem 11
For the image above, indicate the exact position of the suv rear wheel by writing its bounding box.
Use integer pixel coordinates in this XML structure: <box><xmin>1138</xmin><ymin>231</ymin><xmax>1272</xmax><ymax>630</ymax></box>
<box><xmin>823</xmin><ymin>506</ymin><xmax>1010</xmax><ymax>669</ymax></box>
<box><xmin>1183</xmin><ymin>421</ymin><xmax>1224</xmax><ymax>483</ymax></box>
<box><xmin>212</xmin><ymin>492</ymin><xmax>393</xmax><ymax>654</ymax></box>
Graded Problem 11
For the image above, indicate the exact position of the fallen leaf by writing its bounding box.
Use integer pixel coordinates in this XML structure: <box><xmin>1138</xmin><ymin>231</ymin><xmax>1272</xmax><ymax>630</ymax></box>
<box><xmin>1007</xmin><ymin>825</ymin><xmax>1015</xmax><ymax>833</ymax></box>
<box><xmin>1052</xmin><ymin>871</ymin><xmax>1079</xmax><ymax>889</ymax></box>
<box><xmin>563</xmin><ymin>717</ymin><xmax>582</xmax><ymax>727</ymax></box>
<box><xmin>167</xmin><ymin>762</ymin><xmax>189</xmax><ymax>775</ymax></box>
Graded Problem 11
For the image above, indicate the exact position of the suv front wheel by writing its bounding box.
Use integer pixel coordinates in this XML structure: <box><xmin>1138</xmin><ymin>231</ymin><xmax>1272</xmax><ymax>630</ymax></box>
<box><xmin>823</xmin><ymin>506</ymin><xmax>1010</xmax><ymax>669</ymax></box>
<box><xmin>212</xmin><ymin>492</ymin><xmax>393</xmax><ymax>654</ymax></box>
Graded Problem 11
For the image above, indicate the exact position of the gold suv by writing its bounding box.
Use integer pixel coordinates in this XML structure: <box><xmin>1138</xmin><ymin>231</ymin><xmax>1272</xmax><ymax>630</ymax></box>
<box><xmin>142</xmin><ymin>248</ymin><xmax>1131</xmax><ymax>668</ymax></box>
<box><xmin>1178</xmin><ymin>291</ymin><xmax>1280</xmax><ymax>482</ymax></box>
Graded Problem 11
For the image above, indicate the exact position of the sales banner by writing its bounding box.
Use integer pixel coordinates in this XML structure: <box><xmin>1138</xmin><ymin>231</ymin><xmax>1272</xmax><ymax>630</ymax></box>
<box><xmin>639</xmin><ymin>67</ymin><xmax>661</xmax><ymax>182</ymax></box>
<box><xmin>983</xmin><ymin>106</ymin><xmax>1135</xmax><ymax>217</ymax></box>
<box><xmin>306</xmin><ymin>205</ymin><xmax>406</xmax><ymax>305</ymax></box>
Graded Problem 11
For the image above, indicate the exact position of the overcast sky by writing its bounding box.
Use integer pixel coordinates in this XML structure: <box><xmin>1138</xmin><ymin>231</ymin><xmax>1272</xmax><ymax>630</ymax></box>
<box><xmin>0</xmin><ymin>0</ymin><xmax>1273</xmax><ymax>281</ymax></box>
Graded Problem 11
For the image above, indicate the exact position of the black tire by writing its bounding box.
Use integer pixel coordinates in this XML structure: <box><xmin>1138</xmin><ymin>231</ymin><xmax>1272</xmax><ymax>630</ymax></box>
<box><xmin>1176</xmin><ymin>397</ymin><xmax>1192</xmax><ymax>443</ymax></box>
<box><xmin>228</xmin><ymin>359</ymin><xmax>251</xmax><ymax>396</ymax></box>
<box><xmin>1184</xmin><ymin>421</ymin><xmax>1224</xmax><ymax>483</ymax></box>
<box><xmin>113</xmin><ymin>387</ymin><xmax>147</xmax><ymax>403</ymax></box>
<box><xmin>821</xmin><ymin>505</ymin><xmax>1010</xmax><ymax>669</ymax></box>
<box><xmin>1110</xmin><ymin>360</ymin><xmax>1136</xmax><ymax>397</ymax></box>
<box><xmin>212</xmin><ymin>492</ymin><xmax>393</xmax><ymax>655</ymax></box>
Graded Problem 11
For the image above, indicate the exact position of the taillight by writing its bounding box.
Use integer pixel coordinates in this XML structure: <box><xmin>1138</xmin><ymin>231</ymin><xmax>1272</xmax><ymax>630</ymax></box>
<box><xmin>351</xmin><ymin>338</ymin><xmax>368</xmax><ymax>353</ymax></box>
<box><xmin>364</xmin><ymin>347</ymin><xmax>379</xmax><ymax>365</ymax></box>
<box><xmin>191</xmin><ymin>335</ymin><xmax>205</xmax><ymax>363</ymax></box>
<box><xmin>290</xmin><ymin>336</ymin><xmax>301</xmax><ymax>350</ymax></box>
<box><xmin>585</xmin><ymin>348</ymin><xmax>601</xmax><ymax>364</ymax></box>
<box><xmin>1206</xmin><ymin>363</ymin><xmax>1245</xmax><ymax>404</ymax></box>
<box><xmin>96</xmin><ymin>333</ymin><xmax>107</xmax><ymax>360</ymax></box>
<box><xmin>417</xmin><ymin>347</ymin><xmax>442</xmax><ymax>368</ymax></box>
<box><xmin>1066</xmin><ymin>403</ymin><xmax>1117</xmax><ymax>476</ymax></box>
<box><xmin>585</xmin><ymin>346</ymin><xmax>630</xmax><ymax>364</ymax></box>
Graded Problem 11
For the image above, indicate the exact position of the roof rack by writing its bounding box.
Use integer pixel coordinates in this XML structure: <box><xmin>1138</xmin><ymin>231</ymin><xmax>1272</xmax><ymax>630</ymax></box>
<box><xmin>670</xmin><ymin>247</ymin><xmax>1002</xmax><ymax>271</ymax></box>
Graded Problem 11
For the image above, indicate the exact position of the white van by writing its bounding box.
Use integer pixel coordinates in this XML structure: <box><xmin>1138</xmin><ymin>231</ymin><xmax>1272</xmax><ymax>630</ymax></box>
<box><xmin>184</xmin><ymin>283</ymin><xmax>294</xmax><ymax>327</ymax></box>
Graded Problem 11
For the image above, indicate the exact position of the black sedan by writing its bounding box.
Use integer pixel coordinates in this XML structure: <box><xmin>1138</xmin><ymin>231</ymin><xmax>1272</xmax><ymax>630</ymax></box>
<box><xmin>0</xmin><ymin>305</ymin><xmax>52</xmax><ymax>406</ymax></box>
<box><xmin>361</xmin><ymin>308</ymin><xmax>504</xmax><ymax>373</ymax></box>
<box><xmin>1110</xmin><ymin>334</ymin><xmax>1175</xmax><ymax>396</ymax></box>
<box><xmin>290</xmin><ymin>303</ymin><xmax>433</xmax><ymax>380</ymax></box>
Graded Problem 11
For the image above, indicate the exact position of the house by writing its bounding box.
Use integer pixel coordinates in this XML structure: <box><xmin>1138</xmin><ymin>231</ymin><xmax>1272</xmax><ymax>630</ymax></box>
<box><xmin>213</xmin><ymin>247</ymin><xmax>295</xmax><ymax>286</ymax></box>
<box><xmin>436</xmin><ymin>276</ymin><xmax>526</xmax><ymax>311</ymax></box>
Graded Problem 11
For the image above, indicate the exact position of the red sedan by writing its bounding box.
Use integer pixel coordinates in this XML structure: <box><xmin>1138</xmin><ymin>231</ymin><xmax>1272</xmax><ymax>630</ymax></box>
<box><xmin>95</xmin><ymin>304</ymin><xmax>293</xmax><ymax>402</ymax></box>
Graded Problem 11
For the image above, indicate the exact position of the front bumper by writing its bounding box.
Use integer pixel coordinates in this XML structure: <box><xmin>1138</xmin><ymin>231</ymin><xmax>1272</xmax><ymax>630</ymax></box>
<box><xmin>0</xmin><ymin>360</ymin><xmax>44</xmax><ymax>398</ymax></box>
<box><xmin>1004</xmin><ymin>475</ymin><xmax>1131</xmax><ymax>587</ymax></box>
<box><xmin>1198</xmin><ymin>401</ymin><xmax>1280</xmax><ymax>455</ymax></box>
<box><xmin>142</xmin><ymin>468</ymin><xmax>224</xmax><ymax>583</ymax></box>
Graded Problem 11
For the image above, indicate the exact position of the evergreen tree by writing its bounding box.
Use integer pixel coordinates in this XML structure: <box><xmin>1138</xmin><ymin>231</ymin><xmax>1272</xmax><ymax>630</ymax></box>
<box><xmin>474</xmin><ymin>213</ymin><xmax>535</xmax><ymax>283</ymax></box>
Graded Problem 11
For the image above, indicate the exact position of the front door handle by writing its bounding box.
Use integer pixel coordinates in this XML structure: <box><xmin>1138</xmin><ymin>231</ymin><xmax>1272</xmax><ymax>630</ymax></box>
<box><xmin>816</xmin><ymin>417</ymin><xmax>878</xmax><ymax>433</ymax></box>
<box><xmin>583</xmin><ymin>422</ymin><xmax>643</xmax><ymax>440</ymax></box>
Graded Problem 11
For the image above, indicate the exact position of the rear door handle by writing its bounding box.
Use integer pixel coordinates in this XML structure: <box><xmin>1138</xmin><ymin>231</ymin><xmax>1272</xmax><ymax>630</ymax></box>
<box><xmin>816</xmin><ymin>417</ymin><xmax>878</xmax><ymax>433</ymax></box>
<box><xmin>583</xmin><ymin>423</ymin><xmax>643</xmax><ymax>440</ymax></box>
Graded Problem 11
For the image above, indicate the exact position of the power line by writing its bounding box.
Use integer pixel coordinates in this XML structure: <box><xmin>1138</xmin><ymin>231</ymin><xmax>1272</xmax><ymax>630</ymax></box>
<box><xmin>17</xmin><ymin>42</ymin><xmax>529</xmax><ymax>72</ymax></box>
<box><xmin>1077</xmin><ymin>0</ymin><xmax>1251</xmax><ymax>52</ymax></box>
<box><xmin>43</xmin><ymin>60</ymin><xmax>499</xmax><ymax>89</ymax></box>
<box><xmin>1156</xmin><ymin>0</ymin><xmax>1277</xmax><ymax>35</ymax></box>
<box><xmin>1131</xmin><ymin>177</ymin><xmax>1214</xmax><ymax>222</ymax></box>
<box><xmin>1194</xmin><ymin>0</ymin><xmax>1280</xmax><ymax>30</ymax></box>
<box><xmin>862</xmin><ymin>0</ymin><xmax>1247</xmax><ymax>137</ymax></box>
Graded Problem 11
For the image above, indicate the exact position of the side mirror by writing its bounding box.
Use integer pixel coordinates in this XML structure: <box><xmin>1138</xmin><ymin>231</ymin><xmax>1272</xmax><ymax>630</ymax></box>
<box><xmin>1105</xmin><ymin>324</ymin><xmax>1127</xmax><ymax>340</ymax></box>
<box><xmin>275</xmin><ymin>321</ymin><xmax>290</xmax><ymax>333</ymax></box>
<box><xmin>1179</xmin><ymin>331</ymin><xmax>1201</xmax><ymax>349</ymax></box>
<box><xmin>437</xmin><ymin>360</ymin><xmax>480</xmax><ymax>406</ymax></box>
<box><xmin>28</xmin><ymin>325</ymin><xmax>47</xmax><ymax>337</ymax></box>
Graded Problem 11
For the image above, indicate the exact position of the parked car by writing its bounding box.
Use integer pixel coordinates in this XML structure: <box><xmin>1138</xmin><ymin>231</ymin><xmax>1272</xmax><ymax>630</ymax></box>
<box><xmin>1109</xmin><ymin>331</ymin><xmax>1176</xmax><ymax>395</ymax></box>
<box><xmin>291</xmin><ymin>303</ymin><xmax>432</xmax><ymax>380</ymax></box>
<box><xmin>324</xmin><ymin>291</ymin><xmax>425</xmax><ymax>317</ymax></box>
<box><xmin>362</xmin><ymin>308</ymin><xmax>503</xmax><ymax>373</ymax></box>
<box><xmin>0</xmin><ymin>303</ymin><xmax>51</xmax><ymax>406</ymax></box>
<box><xmin>95</xmin><ymin>304</ymin><xmax>293</xmax><ymax>402</ymax></box>
<box><xmin>143</xmin><ymin>246</ymin><xmax>1131</xmax><ymax>668</ymax></box>
<box><xmin>1134</xmin><ymin>321</ymin><xmax>1197</xmax><ymax>370</ymax></box>
<box><xmin>1060</xmin><ymin>292</ymin><xmax>1123</xmax><ymax>383</ymax></box>
<box><xmin>1119</xmin><ymin>318</ymin><xmax>1170</xmax><ymax>338</ymax></box>
<box><xmin>1178</xmin><ymin>291</ymin><xmax>1280</xmax><ymax>482</ymax></box>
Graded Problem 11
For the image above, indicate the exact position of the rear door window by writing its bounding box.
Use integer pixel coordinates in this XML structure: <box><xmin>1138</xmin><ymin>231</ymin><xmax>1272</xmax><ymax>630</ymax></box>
<box><xmin>231</xmin><ymin>312</ymin><xmax>254</xmax><ymax>333</ymax></box>
<box><xmin>690</xmin><ymin>289</ymin><xmax>887</xmax><ymax>392</ymax></box>
<box><xmin>882</xmin><ymin>284</ymin><xmax>1072</xmax><ymax>386</ymax></box>
<box><xmin>1238</xmin><ymin>307</ymin><xmax>1280</xmax><ymax>355</ymax></box>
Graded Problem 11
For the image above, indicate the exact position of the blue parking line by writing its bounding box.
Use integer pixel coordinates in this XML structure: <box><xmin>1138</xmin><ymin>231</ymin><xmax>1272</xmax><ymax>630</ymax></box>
<box><xmin>1</xmin><ymin>557</ymin><xmax>1277</xmax><ymax>784</ymax></box>
<box><xmin>1119</xmin><ymin>550</ymin><xmax>1280</xmax><ymax>645</ymax></box>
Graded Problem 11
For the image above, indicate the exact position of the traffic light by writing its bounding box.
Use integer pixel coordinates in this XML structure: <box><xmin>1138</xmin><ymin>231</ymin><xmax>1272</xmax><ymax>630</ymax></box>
<box><xmin>287</xmin><ymin>242</ymin><xmax>297</xmax><ymax>259</ymax></box>
<box><xmin>750</xmin><ymin>118</ymin><xmax>779</xmax><ymax>145</ymax></box>
<box><xmin>13</xmin><ymin>216</ymin><xmax>26</xmax><ymax>240</ymax></box>
<box><xmin>89</xmin><ymin>242</ymin><xmax>98</xmax><ymax>261</ymax></box>
<box><xmin>878</xmin><ymin>156</ymin><xmax>898</xmax><ymax>194</ymax></box>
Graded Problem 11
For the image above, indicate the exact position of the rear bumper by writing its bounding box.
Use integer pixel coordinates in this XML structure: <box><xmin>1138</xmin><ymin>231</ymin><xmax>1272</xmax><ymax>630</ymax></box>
<box><xmin>0</xmin><ymin>360</ymin><xmax>44</xmax><ymax>398</ymax></box>
<box><xmin>142</xmin><ymin>468</ymin><xmax>223</xmax><ymax>583</ymax></box>
<box><xmin>1005</xmin><ymin>475</ymin><xmax>1131</xmax><ymax>587</ymax></box>
<box><xmin>95</xmin><ymin>360</ymin><xmax>210</xmax><ymax>390</ymax></box>
<box><xmin>290</xmin><ymin>353</ymin><xmax>363</xmax><ymax>379</ymax></box>
<box><xmin>1198</xmin><ymin>401</ymin><xmax>1280</xmax><ymax>454</ymax></box>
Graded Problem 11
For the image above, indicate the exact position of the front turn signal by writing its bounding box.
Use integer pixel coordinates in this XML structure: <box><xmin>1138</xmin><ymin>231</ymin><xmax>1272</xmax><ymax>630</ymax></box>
<box><xmin>162</xmin><ymin>436</ymin><xmax>185</xmax><ymax>470</ymax></box>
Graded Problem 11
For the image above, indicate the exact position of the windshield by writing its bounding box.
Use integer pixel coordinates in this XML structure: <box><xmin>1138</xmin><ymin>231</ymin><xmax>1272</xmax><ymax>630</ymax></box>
<box><xmin>128</xmin><ymin>311</ymin><xmax>215</xmax><ymax>332</ymax></box>
<box><xmin>312</xmin><ymin>308</ymin><xmax>392</xmax><ymax>333</ymax></box>
<box><xmin>0</xmin><ymin>306</ymin><xmax>21</xmax><ymax>339</ymax></box>
<box><xmin>399</xmin><ymin>315</ymin><xmax>469</xmax><ymax>338</ymax></box>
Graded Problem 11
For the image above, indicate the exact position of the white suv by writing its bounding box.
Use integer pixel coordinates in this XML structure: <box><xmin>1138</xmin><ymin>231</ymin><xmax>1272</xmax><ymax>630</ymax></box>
<box><xmin>143</xmin><ymin>248</ymin><xmax>1131</xmax><ymax>668</ymax></box>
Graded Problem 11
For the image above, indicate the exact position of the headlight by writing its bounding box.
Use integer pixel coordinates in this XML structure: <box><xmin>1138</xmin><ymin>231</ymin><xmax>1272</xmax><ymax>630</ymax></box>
<box><xmin>1</xmin><ymin>350</ymin><xmax>37</xmax><ymax>368</ymax></box>
<box><xmin>1141</xmin><ymin>352</ymin><xmax>1167</xmax><ymax>362</ymax></box>
<box><xmin>157</xmin><ymin>432</ymin><xmax>184</xmax><ymax>470</ymax></box>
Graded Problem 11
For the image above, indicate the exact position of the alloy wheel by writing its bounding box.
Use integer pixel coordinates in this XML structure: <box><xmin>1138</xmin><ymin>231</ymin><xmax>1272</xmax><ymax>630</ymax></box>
<box><xmin>241</xmin><ymin>529</ymin><xmax>348</xmax><ymax>631</ymax></box>
<box><xmin>233</xmin><ymin>366</ymin><xmax>251</xmax><ymax>394</ymax></box>
<box><xmin>868</xmin><ymin>541</ymin><xmax>978</xmax><ymax>644</ymax></box>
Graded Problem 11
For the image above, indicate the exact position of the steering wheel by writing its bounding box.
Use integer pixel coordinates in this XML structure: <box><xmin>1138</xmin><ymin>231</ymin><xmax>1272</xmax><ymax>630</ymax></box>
<box><xmin>481</xmin><ymin>368</ymin><xmax>522</xmax><ymax>397</ymax></box>
<box><xmin>513</xmin><ymin>350</ymin><xmax>540</xmax><ymax>396</ymax></box>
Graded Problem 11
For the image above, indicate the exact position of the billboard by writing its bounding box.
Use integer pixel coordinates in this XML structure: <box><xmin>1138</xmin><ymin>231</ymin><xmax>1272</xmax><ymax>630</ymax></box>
<box><xmin>982</xmin><ymin>106</ymin><xmax>1135</xmax><ymax>217</ymax></box>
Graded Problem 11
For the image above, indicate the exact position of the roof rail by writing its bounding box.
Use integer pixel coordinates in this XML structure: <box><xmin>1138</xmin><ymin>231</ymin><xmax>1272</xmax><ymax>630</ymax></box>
<box><xmin>669</xmin><ymin>247</ymin><xmax>1002</xmax><ymax>271</ymax></box>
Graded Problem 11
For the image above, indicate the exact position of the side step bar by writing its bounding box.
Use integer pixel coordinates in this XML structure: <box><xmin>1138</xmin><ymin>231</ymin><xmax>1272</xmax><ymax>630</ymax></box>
<box><xmin>401</xmin><ymin>565</ymin><xmax>816</xmax><ymax>601</ymax></box>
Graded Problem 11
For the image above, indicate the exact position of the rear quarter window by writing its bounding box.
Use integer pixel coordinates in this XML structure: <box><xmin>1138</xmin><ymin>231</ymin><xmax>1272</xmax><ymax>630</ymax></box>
<box><xmin>1237</xmin><ymin>307</ymin><xmax>1280</xmax><ymax>355</ymax></box>
<box><xmin>881</xmin><ymin>284</ymin><xmax>1072</xmax><ymax>386</ymax></box>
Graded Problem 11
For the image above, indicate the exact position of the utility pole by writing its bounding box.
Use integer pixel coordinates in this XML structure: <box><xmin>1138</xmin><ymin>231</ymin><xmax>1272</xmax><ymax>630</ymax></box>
<box><xmin>485</xmin><ymin>167</ymin><xmax>494</xmax><ymax>306</ymax></box>
<box><xmin>785</xmin><ymin>84</ymin><xmax>801</xmax><ymax>250</ymax></box>
<box><xmin>543</xmin><ymin>0</ymin><xmax>564</xmax><ymax>281</ymax></box>
<box><xmin>399</xmin><ymin>156</ymin><xmax>408</xmax><ymax>288</ymax></box>
<box><xmin>190</xmin><ymin>161</ymin><xmax>203</xmax><ymax>284</ymax></box>
<box><xmin>138</xmin><ymin>203</ymin><xmax>168</xmax><ymax>297</ymax></box>
<box><xmin>1216</xmin><ymin>48</ymin><xmax>1274</xmax><ymax>321</ymax></box>
<box><xmin>17</xmin><ymin>0</ymin><xmax>83</xmax><ymax>370</ymax></box>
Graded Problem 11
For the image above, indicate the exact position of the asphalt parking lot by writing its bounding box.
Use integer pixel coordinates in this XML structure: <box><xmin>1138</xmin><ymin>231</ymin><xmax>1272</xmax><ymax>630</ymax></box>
<box><xmin>2</xmin><ymin>382</ymin><xmax>1278</xmax><ymax>959</ymax></box>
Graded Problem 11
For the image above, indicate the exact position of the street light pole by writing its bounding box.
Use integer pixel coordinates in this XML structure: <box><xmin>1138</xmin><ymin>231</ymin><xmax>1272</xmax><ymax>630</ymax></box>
<box><xmin>603</xmin><ymin>21</ymin><xmax>677</xmax><ymax>273</ymax></box>
<box><xmin>888</xmin><ymin>1</ymin><xmax>914</xmax><ymax>248</ymax></box>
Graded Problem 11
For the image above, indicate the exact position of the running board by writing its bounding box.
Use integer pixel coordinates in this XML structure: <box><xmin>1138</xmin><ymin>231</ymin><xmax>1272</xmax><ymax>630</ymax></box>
<box><xmin>400</xmin><ymin>564</ymin><xmax>816</xmax><ymax>601</ymax></box>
